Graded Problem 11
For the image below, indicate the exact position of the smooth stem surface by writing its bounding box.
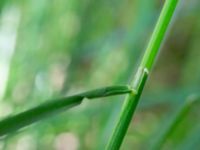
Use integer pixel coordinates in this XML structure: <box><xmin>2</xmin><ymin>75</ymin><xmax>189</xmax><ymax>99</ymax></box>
<box><xmin>141</xmin><ymin>0</ymin><xmax>178</xmax><ymax>70</ymax></box>
<box><xmin>0</xmin><ymin>85</ymin><xmax>132</xmax><ymax>137</ymax></box>
<box><xmin>106</xmin><ymin>0</ymin><xmax>179</xmax><ymax>149</ymax></box>
<box><xmin>106</xmin><ymin>68</ymin><xmax>148</xmax><ymax>149</ymax></box>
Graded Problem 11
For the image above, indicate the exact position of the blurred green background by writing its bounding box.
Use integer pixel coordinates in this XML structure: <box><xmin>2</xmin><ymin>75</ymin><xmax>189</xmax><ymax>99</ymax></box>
<box><xmin>0</xmin><ymin>0</ymin><xmax>200</xmax><ymax>149</ymax></box>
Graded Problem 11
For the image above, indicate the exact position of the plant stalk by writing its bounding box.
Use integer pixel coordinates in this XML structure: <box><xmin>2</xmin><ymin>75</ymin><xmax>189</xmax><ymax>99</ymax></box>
<box><xmin>106</xmin><ymin>0</ymin><xmax>179</xmax><ymax>149</ymax></box>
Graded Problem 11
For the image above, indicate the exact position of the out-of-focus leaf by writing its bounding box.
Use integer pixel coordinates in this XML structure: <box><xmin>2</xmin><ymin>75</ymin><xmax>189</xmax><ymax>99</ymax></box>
<box><xmin>150</xmin><ymin>95</ymin><xmax>200</xmax><ymax>150</ymax></box>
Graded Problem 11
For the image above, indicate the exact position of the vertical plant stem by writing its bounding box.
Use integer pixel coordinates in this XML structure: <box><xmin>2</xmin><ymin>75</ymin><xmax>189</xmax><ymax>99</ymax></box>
<box><xmin>106</xmin><ymin>0</ymin><xmax>179</xmax><ymax>149</ymax></box>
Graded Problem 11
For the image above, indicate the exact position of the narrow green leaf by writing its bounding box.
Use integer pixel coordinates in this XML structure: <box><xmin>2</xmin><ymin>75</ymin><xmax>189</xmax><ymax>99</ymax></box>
<box><xmin>106</xmin><ymin>0</ymin><xmax>179</xmax><ymax>149</ymax></box>
<box><xmin>0</xmin><ymin>85</ymin><xmax>131</xmax><ymax>137</ymax></box>
<box><xmin>81</xmin><ymin>85</ymin><xmax>135</xmax><ymax>99</ymax></box>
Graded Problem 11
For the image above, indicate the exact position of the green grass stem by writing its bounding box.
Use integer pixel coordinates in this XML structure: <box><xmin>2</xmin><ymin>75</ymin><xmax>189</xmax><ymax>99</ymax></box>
<box><xmin>106</xmin><ymin>0</ymin><xmax>179</xmax><ymax>149</ymax></box>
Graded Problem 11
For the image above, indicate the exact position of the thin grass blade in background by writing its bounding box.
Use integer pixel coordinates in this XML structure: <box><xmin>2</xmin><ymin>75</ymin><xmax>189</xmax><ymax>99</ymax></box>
<box><xmin>151</xmin><ymin>94</ymin><xmax>200</xmax><ymax>150</ymax></box>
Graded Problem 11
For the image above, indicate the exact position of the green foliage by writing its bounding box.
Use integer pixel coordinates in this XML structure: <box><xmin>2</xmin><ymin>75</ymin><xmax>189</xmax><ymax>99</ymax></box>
<box><xmin>0</xmin><ymin>0</ymin><xmax>199</xmax><ymax>149</ymax></box>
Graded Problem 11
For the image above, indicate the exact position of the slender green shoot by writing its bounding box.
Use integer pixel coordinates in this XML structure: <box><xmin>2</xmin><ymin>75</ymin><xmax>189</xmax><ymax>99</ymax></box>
<box><xmin>0</xmin><ymin>85</ymin><xmax>133</xmax><ymax>138</ymax></box>
<box><xmin>106</xmin><ymin>0</ymin><xmax>179</xmax><ymax>149</ymax></box>
<box><xmin>151</xmin><ymin>95</ymin><xmax>200</xmax><ymax>150</ymax></box>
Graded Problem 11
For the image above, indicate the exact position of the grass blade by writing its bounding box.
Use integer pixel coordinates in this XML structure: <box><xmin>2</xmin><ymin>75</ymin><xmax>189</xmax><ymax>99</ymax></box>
<box><xmin>151</xmin><ymin>95</ymin><xmax>200</xmax><ymax>150</ymax></box>
<box><xmin>0</xmin><ymin>85</ymin><xmax>132</xmax><ymax>137</ymax></box>
<box><xmin>106</xmin><ymin>0</ymin><xmax>179</xmax><ymax>149</ymax></box>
